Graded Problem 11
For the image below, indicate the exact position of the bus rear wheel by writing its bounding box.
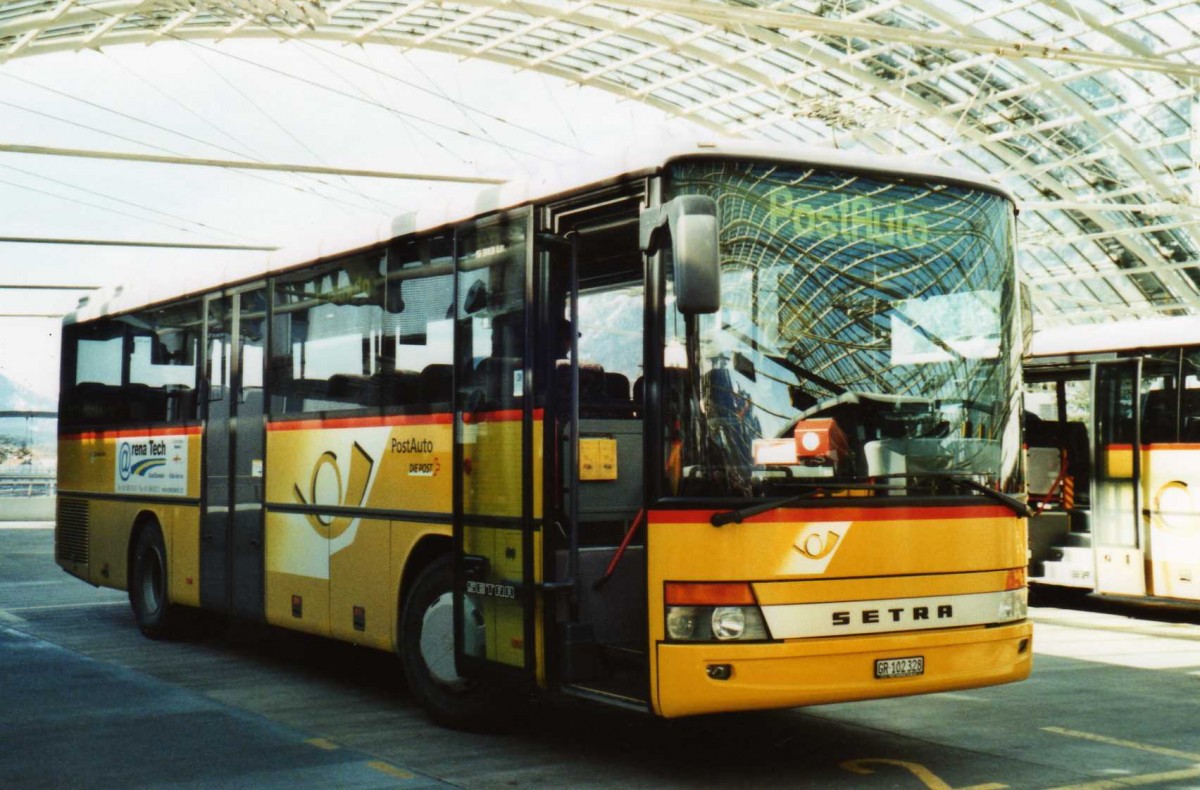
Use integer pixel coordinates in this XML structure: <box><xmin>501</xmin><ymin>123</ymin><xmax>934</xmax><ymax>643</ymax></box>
<box><xmin>129</xmin><ymin>524</ymin><xmax>187</xmax><ymax>640</ymax></box>
<box><xmin>399</xmin><ymin>556</ymin><xmax>513</xmax><ymax>730</ymax></box>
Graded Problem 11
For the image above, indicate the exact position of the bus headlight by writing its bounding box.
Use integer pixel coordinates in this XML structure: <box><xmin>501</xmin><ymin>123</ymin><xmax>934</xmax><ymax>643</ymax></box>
<box><xmin>712</xmin><ymin>607</ymin><xmax>746</xmax><ymax>639</ymax></box>
<box><xmin>667</xmin><ymin>606</ymin><xmax>700</xmax><ymax>640</ymax></box>
<box><xmin>712</xmin><ymin>606</ymin><xmax>769</xmax><ymax>641</ymax></box>
<box><xmin>665</xmin><ymin>605</ymin><xmax>771</xmax><ymax>641</ymax></box>
<box><xmin>664</xmin><ymin>582</ymin><xmax>773</xmax><ymax>642</ymax></box>
<box><xmin>997</xmin><ymin>589</ymin><xmax>1028</xmax><ymax>622</ymax></box>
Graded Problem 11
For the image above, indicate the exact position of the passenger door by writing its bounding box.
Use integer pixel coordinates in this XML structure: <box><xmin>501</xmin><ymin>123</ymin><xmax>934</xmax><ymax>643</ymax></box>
<box><xmin>452</xmin><ymin>210</ymin><xmax>538</xmax><ymax>679</ymax></box>
<box><xmin>1092</xmin><ymin>359</ymin><xmax>1146</xmax><ymax>596</ymax></box>
<box><xmin>201</xmin><ymin>286</ymin><xmax>267</xmax><ymax>618</ymax></box>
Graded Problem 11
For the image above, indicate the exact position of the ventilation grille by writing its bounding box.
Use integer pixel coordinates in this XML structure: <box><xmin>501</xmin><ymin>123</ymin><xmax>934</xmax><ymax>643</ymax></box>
<box><xmin>56</xmin><ymin>498</ymin><xmax>89</xmax><ymax>565</ymax></box>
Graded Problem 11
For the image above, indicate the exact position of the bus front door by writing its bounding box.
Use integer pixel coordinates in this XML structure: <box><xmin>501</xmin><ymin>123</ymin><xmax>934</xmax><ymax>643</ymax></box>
<box><xmin>201</xmin><ymin>287</ymin><xmax>267</xmax><ymax>619</ymax></box>
<box><xmin>451</xmin><ymin>211</ymin><xmax>538</xmax><ymax>682</ymax></box>
<box><xmin>1092</xmin><ymin>359</ymin><xmax>1146</xmax><ymax>597</ymax></box>
<box><xmin>543</xmin><ymin>198</ymin><xmax>648</xmax><ymax>702</ymax></box>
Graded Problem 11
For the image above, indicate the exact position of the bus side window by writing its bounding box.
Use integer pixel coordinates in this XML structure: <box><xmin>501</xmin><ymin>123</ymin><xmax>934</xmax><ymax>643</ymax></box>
<box><xmin>61</xmin><ymin>306</ymin><xmax>201</xmax><ymax>429</ymax></box>
<box><xmin>390</xmin><ymin>233</ymin><xmax>454</xmax><ymax>414</ymax></box>
<box><xmin>127</xmin><ymin>301</ymin><xmax>202</xmax><ymax>424</ymax></box>
<box><xmin>1184</xmin><ymin>349</ymin><xmax>1200</xmax><ymax>442</ymax></box>
<box><xmin>1140</xmin><ymin>350</ymin><xmax>1180</xmax><ymax>444</ymax></box>
<box><xmin>62</xmin><ymin>322</ymin><xmax>126</xmax><ymax>428</ymax></box>
<box><xmin>271</xmin><ymin>249</ymin><xmax>392</xmax><ymax>415</ymax></box>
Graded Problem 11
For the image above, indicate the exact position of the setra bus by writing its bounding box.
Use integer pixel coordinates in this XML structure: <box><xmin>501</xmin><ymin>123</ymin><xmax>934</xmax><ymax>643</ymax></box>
<box><xmin>56</xmin><ymin>141</ymin><xmax>1032</xmax><ymax>727</ymax></box>
<box><xmin>1025</xmin><ymin>316</ymin><xmax>1200</xmax><ymax>603</ymax></box>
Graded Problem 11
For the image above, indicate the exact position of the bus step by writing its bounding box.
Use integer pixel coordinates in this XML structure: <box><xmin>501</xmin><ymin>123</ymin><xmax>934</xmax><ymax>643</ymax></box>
<box><xmin>598</xmin><ymin>642</ymin><xmax>645</xmax><ymax>667</ymax></box>
<box><xmin>561</xmin><ymin>682</ymin><xmax>648</xmax><ymax>712</ymax></box>
<box><xmin>1032</xmin><ymin>556</ymin><xmax>1094</xmax><ymax>589</ymax></box>
<box><xmin>1062</xmin><ymin>531</ymin><xmax>1092</xmax><ymax>548</ymax></box>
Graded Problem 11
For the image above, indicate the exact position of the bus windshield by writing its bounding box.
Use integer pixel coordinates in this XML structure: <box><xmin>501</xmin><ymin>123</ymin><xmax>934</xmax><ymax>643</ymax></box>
<box><xmin>663</xmin><ymin>158</ymin><xmax>1023</xmax><ymax>501</ymax></box>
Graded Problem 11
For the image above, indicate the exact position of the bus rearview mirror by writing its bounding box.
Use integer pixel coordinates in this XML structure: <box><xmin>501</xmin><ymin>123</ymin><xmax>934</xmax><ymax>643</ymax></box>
<box><xmin>641</xmin><ymin>195</ymin><xmax>721</xmax><ymax>315</ymax></box>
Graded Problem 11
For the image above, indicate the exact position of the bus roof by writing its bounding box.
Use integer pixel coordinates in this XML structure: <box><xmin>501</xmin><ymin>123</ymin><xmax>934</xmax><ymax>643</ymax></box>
<box><xmin>1029</xmin><ymin>316</ymin><xmax>1200</xmax><ymax>358</ymax></box>
<box><xmin>65</xmin><ymin>139</ymin><xmax>1016</xmax><ymax>325</ymax></box>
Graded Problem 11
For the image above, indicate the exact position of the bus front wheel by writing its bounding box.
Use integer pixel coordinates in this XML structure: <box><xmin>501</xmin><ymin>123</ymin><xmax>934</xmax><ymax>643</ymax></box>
<box><xmin>129</xmin><ymin>524</ymin><xmax>186</xmax><ymax>640</ymax></box>
<box><xmin>399</xmin><ymin>556</ymin><xmax>512</xmax><ymax>730</ymax></box>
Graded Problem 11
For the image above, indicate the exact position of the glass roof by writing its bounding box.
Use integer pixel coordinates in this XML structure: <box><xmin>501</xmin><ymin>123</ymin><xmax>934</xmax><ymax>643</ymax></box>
<box><xmin>0</xmin><ymin>0</ymin><xmax>1197</xmax><ymax>328</ymax></box>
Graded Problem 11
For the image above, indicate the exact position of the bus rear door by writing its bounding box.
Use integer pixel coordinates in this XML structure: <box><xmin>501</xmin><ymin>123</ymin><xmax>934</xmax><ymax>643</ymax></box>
<box><xmin>1092</xmin><ymin>358</ymin><xmax>1146</xmax><ymax>596</ymax></box>
<box><xmin>451</xmin><ymin>210</ymin><xmax>539</xmax><ymax>683</ymax></box>
<box><xmin>201</xmin><ymin>286</ymin><xmax>267</xmax><ymax>619</ymax></box>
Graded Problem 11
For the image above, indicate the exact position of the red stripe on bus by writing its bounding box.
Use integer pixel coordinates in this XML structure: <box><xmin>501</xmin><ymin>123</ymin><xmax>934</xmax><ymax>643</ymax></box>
<box><xmin>1102</xmin><ymin>444</ymin><xmax>1133</xmax><ymax>451</ymax></box>
<box><xmin>462</xmin><ymin>408</ymin><xmax>545</xmax><ymax>423</ymax></box>
<box><xmin>268</xmin><ymin>408</ymin><xmax>544</xmax><ymax>431</ymax></box>
<box><xmin>269</xmin><ymin>413</ymin><xmax>453</xmax><ymax>431</ymax></box>
<box><xmin>63</xmin><ymin>425</ymin><xmax>203</xmax><ymax>441</ymax></box>
<box><xmin>650</xmin><ymin>505</ymin><xmax>1014</xmax><ymax>524</ymax></box>
<box><xmin>1143</xmin><ymin>444</ymin><xmax>1200</xmax><ymax>451</ymax></box>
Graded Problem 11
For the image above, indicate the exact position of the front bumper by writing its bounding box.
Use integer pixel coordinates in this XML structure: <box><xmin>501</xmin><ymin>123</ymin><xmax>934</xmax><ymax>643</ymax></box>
<box><xmin>654</xmin><ymin>620</ymin><xmax>1032</xmax><ymax>717</ymax></box>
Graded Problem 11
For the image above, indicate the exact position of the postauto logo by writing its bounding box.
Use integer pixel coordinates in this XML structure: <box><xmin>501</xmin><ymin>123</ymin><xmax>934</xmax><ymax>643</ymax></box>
<box><xmin>117</xmin><ymin>439</ymin><xmax>168</xmax><ymax>482</ymax></box>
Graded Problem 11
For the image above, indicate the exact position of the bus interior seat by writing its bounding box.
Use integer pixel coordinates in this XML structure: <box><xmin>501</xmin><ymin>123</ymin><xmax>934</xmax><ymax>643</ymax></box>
<box><xmin>557</xmin><ymin>362</ymin><xmax>634</xmax><ymax>418</ymax></box>
<box><xmin>73</xmin><ymin>382</ymin><xmax>125</xmax><ymax>425</ymax></box>
<box><xmin>633</xmin><ymin>367</ymin><xmax>688</xmax><ymax>420</ymax></box>
<box><xmin>418</xmin><ymin>364</ymin><xmax>453</xmax><ymax>409</ymax></box>
<box><xmin>1183</xmin><ymin>391</ymin><xmax>1200</xmax><ymax>441</ymax></box>
<box><xmin>371</xmin><ymin>370</ymin><xmax>420</xmax><ymax>406</ymax></box>
<box><xmin>1062</xmin><ymin>422</ymin><xmax>1091</xmax><ymax>503</ymax></box>
<box><xmin>475</xmin><ymin>357</ymin><xmax>523</xmax><ymax>409</ymax></box>
<box><xmin>125</xmin><ymin>384</ymin><xmax>168</xmax><ymax>422</ymax></box>
<box><xmin>603</xmin><ymin>372</ymin><xmax>634</xmax><ymax>418</ymax></box>
<box><xmin>327</xmin><ymin>374</ymin><xmax>371</xmax><ymax>404</ymax></box>
<box><xmin>1142</xmin><ymin>388</ymin><xmax>1178</xmax><ymax>444</ymax></box>
<box><xmin>164</xmin><ymin>385</ymin><xmax>196</xmax><ymax>422</ymax></box>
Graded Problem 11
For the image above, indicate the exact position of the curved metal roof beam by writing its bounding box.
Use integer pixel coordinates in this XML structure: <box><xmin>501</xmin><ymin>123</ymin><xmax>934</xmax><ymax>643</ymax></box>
<box><xmin>887</xmin><ymin>0</ymin><xmax>1200</xmax><ymax>312</ymax></box>
<box><xmin>651</xmin><ymin>15</ymin><xmax>1173</xmax><ymax>314</ymax></box>
<box><xmin>0</xmin><ymin>0</ymin><xmax>1196</xmax><ymax>318</ymax></box>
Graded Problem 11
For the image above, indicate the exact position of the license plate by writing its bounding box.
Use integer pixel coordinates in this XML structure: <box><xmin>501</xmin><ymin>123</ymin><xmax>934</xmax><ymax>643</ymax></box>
<box><xmin>875</xmin><ymin>656</ymin><xmax>924</xmax><ymax>679</ymax></box>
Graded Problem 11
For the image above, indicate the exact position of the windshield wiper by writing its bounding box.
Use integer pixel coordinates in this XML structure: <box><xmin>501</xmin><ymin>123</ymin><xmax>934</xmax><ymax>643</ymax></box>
<box><xmin>945</xmin><ymin>476</ymin><xmax>1034</xmax><ymax>518</ymax></box>
<box><xmin>709</xmin><ymin>482</ymin><xmax>908</xmax><ymax>527</ymax></box>
<box><xmin>711</xmin><ymin>492</ymin><xmax>819</xmax><ymax>527</ymax></box>
<box><xmin>873</xmin><ymin>472</ymin><xmax>1033</xmax><ymax>518</ymax></box>
<box><xmin>709</xmin><ymin>474</ymin><xmax>1032</xmax><ymax>527</ymax></box>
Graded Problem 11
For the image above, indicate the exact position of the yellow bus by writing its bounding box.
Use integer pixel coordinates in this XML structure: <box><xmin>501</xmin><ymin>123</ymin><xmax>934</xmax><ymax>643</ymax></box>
<box><xmin>56</xmin><ymin>141</ymin><xmax>1031</xmax><ymax>728</ymax></box>
<box><xmin>1026</xmin><ymin>317</ymin><xmax>1200</xmax><ymax>602</ymax></box>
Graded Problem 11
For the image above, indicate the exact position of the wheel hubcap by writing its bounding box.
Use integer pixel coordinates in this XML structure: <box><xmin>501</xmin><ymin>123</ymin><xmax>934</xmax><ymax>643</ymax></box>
<box><xmin>420</xmin><ymin>592</ymin><xmax>465</xmax><ymax>690</ymax></box>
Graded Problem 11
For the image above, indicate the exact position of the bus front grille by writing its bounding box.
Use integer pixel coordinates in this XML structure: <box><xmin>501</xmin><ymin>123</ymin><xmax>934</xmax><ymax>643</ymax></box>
<box><xmin>56</xmin><ymin>499</ymin><xmax>90</xmax><ymax>565</ymax></box>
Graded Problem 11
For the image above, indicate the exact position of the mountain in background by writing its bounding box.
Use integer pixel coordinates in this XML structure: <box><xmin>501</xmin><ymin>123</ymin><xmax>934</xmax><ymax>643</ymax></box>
<box><xmin>0</xmin><ymin>372</ymin><xmax>57</xmax><ymax>466</ymax></box>
<box><xmin>0</xmin><ymin>371</ymin><xmax>56</xmax><ymax>413</ymax></box>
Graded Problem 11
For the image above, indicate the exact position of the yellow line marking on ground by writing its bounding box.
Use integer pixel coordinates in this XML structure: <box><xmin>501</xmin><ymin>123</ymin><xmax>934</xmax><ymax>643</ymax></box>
<box><xmin>841</xmin><ymin>758</ymin><xmax>1007</xmax><ymax>789</ymax></box>
<box><xmin>368</xmin><ymin>761</ymin><xmax>415</xmax><ymax>780</ymax></box>
<box><xmin>1042</xmin><ymin>765</ymin><xmax>1200</xmax><ymax>790</ymax></box>
<box><xmin>305</xmin><ymin>738</ymin><xmax>340</xmax><ymax>751</ymax></box>
<box><xmin>1042</xmin><ymin>727</ymin><xmax>1200</xmax><ymax>762</ymax></box>
<box><xmin>5</xmin><ymin>600</ymin><xmax>127</xmax><ymax>612</ymax></box>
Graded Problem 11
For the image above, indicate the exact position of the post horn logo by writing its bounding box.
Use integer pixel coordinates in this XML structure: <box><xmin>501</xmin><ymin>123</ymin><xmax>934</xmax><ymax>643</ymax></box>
<box><xmin>293</xmin><ymin>442</ymin><xmax>374</xmax><ymax>539</ymax></box>
<box><xmin>795</xmin><ymin>529</ymin><xmax>841</xmax><ymax>560</ymax></box>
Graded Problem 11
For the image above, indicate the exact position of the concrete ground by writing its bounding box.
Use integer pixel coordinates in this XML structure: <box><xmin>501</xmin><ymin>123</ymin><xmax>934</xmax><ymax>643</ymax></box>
<box><xmin>4</xmin><ymin>522</ymin><xmax>1200</xmax><ymax>789</ymax></box>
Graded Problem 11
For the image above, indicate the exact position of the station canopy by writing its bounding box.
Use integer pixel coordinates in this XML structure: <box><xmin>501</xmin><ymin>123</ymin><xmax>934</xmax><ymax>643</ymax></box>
<box><xmin>1</xmin><ymin>0</ymin><xmax>1198</xmax><ymax>328</ymax></box>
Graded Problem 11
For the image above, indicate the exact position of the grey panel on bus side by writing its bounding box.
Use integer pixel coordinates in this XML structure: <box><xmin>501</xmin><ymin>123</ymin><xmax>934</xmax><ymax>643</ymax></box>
<box><xmin>201</xmin><ymin>385</ymin><xmax>231</xmax><ymax>611</ymax></box>
<box><xmin>563</xmin><ymin>419</ymin><xmax>644</xmax><ymax>518</ymax></box>
<box><xmin>231</xmin><ymin>388</ymin><xmax>265</xmax><ymax>621</ymax></box>
<box><xmin>555</xmin><ymin>547</ymin><xmax>647</xmax><ymax>647</ymax></box>
<box><xmin>557</xmin><ymin>418</ymin><xmax>646</xmax><ymax>648</ymax></box>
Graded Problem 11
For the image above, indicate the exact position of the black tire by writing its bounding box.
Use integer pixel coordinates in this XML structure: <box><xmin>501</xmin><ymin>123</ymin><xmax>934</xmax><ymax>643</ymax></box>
<box><xmin>129</xmin><ymin>524</ymin><xmax>188</xmax><ymax>640</ymax></box>
<box><xmin>399</xmin><ymin>556</ymin><xmax>514</xmax><ymax>730</ymax></box>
